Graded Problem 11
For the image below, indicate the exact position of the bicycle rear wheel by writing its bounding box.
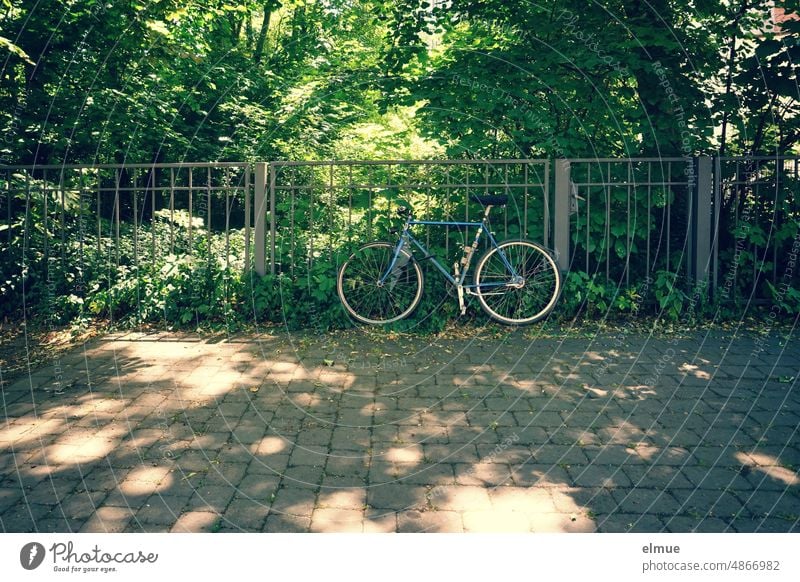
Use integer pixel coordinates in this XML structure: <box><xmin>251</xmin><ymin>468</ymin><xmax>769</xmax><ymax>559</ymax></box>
<box><xmin>474</xmin><ymin>240</ymin><xmax>561</xmax><ymax>325</ymax></box>
<box><xmin>337</xmin><ymin>241</ymin><xmax>424</xmax><ymax>325</ymax></box>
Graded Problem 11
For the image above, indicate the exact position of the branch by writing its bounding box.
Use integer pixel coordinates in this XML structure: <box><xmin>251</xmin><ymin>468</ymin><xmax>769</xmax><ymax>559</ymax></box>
<box><xmin>720</xmin><ymin>0</ymin><xmax>750</xmax><ymax>156</ymax></box>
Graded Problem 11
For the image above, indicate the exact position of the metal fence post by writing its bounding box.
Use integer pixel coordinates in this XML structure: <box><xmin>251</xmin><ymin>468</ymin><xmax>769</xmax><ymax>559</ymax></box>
<box><xmin>254</xmin><ymin>162</ymin><xmax>268</xmax><ymax>276</ymax></box>
<box><xmin>691</xmin><ymin>156</ymin><xmax>713</xmax><ymax>288</ymax></box>
<box><xmin>554</xmin><ymin>159</ymin><xmax>571</xmax><ymax>272</ymax></box>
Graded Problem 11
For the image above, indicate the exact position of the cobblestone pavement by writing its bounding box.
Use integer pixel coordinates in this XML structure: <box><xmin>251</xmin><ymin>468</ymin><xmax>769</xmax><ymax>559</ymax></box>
<box><xmin>1</xmin><ymin>326</ymin><xmax>798</xmax><ymax>533</ymax></box>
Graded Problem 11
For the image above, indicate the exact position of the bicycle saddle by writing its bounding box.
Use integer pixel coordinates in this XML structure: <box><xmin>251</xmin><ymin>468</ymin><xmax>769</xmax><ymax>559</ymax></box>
<box><xmin>471</xmin><ymin>194</ymin><xmax>508</xmax><ymax>206</ymax></box>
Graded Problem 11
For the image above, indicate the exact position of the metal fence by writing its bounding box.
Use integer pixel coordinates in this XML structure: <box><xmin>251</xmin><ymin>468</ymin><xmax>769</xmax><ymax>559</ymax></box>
<box><xmin>1</xmin><ymin>162</ymin><xmax>252</xmax><ymax>277</ymax></box>
<box><xmin>2</xmin><ymin>156</ymin><xmax>798</xmax><ymax>312</ymax></box>
<box><xmin>261</xmin><ymin>159</ymin><xmax>550</xmax><ymax>277</ymax></box>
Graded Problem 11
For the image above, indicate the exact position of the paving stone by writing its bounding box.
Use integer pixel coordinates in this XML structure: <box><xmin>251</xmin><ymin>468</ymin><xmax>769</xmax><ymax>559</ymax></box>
<box><xmin>567</xmin><ymin>465</ymin><xmax>632</xmax><ymax>488</ymax></box>
<box><xmin>671</xmin><ymin>488</ymin><xmax>748</xmax><ymax>521</ymax></box>
<box><xmin>394</xmin><ymin>462</ymin><xmax>455</xmax><ymax>486</ymax></box>
<box><xmin>79</xmin><ymin>506</ymin><xmax>134</xmax><ymax>533</ymax></box>
<box><xmin>186</xmin><ymin>486</ymin><xmax>235</xmax><ymax>512</ymax></box>
<box><xmin>310</xmin><ymin>508</ymin><xmax>364</xmax><ymax>532</ymax></box>
<box><xmin>201</xmin><ymin>462</ymin><xmax>248</xmax><ymax>488</ymax></box>
<box><xmin>463</xmin><ymin>510</ymin><xmax>531</xmax><ymax>532</ymax></box>
<box><xmin>488</xmin><ymin>487</ymin><xmax>557</xmax><ymax>513</ymax></box>
<box><xmin>222</xmin><ymin>498</ymin><xmax>271</xmax><ymax>530</ymax></box>
<box><xmin>532</xmin><ymin>444</ymin><xmax>591</xmax><ymax>465</ymax></box>
<box><xmin>270</xmin><ymin>488</ymin><xmax>317</xmax><ymax>517</ymax></box>
<box><xmin>281</xmin><ymin>465</ymin><xmax>324</xmax><ymax>490</ymax></box>
<box><xmin>429</xmin><ymin>485</ymin><xmax>492</xmax><ymax>512</ymax></box>
<box><xmin>136</xmin><ymin>495</ymin><xmax>190</xmax><ymax>524</ymax></box>
<box><xmin>511</xmin><ymin>463</ymin><xmax>572</xmax><ymax>487</ymax></box>
<box><xmin>663</xmin><ymin>516</ymin><xmax>730</xmax><ymax>533</ymax></box>
<box><xmin>170</xmin><ymin>511</ymin><xmax>220</xmax><ymax>533</ymax></box>
<box><xmin>325</xmin><ymin>454</ymin><xmax>369</xmax><ymax>478</ymax></box>
<box><xmin>397</xmin><ymin>509</ymin><xmax>463</xmax><ymax>533</ymax></box>
<box><xmin>728</xmin><ymin>517</ymin><xmax>796</xmax><ymax>533</ymax></box>
<box><xmin>611</xmin><ymin>488</ymin><xmax>682</xmax><ymax>516</ymax></box>
<box><xmin>367</xmin><ymin>484</ymin><xmax>427</xmax><ymax>511</ymax></box>
<box><xmin>596</xmin><ymin>513</ymin><xmax>666</xmax><ymax>533</ymax></box>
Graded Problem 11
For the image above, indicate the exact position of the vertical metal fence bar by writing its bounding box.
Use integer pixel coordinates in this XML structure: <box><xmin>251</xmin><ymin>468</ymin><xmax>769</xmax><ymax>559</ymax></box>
<box><xmin>188</xmin><ymin>167</ymin><xmax>193</xmax><ymax>255</ymax></box>
<box><xmin>133</xmin><ymin>171</ymin><xmax>139</xmax><ymax>271</ymax></box>
<box><xmin>169</xmin><ymin>168</ymin><xmax>175</xmax><ymax>255</ymax></box>
<box><xmin>329</xmin><ymin>162</ymin><xmax>335</xmax><ymax>259</ymax></box>
<box><xmin>224</xmin><ymin>169</ymin><xmax>230</xmax><ymax>271</ymax></box>
<box><xmin>78</xmin><ymin>168</ymin><xmax>84</xmax><ymax>275</ymax></box>
<box><xmin>666</xmin><ymin>162</ymin><xmax>671</xmax><ymax>274</ymax></box>
<box><xmin>5</xmin><ymin>170</ymin><xmax>10</xmax><ymax>258</ymax></box>
<box><xmin>502</xmin><ymin>164</ymin><xmax>508</xmax><ymax>239</ymax></box>
<box><xmin>523</xmin><ymin>163</ymin><xmax>529</xmax><ymax>240</ymax></box>
<box><xmin>465</xmin><ymin>164</ymin><xmax>470</xmax><ymax>224</ymax></box>
<box><xmin>309</xmin><ymin>167</ymin><xmax>316</xmax><ymax>272</ymax></box>
<box><xmin>772</xmin><ymin>162</ymin><xmax>779</xmax><ymax>286</ymax></box>
<box><xmin>23</xmin><ymin>172</ymin><xmax>31</xmax><ymax>274</ymax></box>
<box><xmin>114</xmin><ymin>169</ymin><xmax>120</xmax><ymax>266</ymax></box>
<box><xmin>647</xmin><ymin>163</ymin><xmax>651</xmax><ymax>273</ymax></box>
<box><xmin>43</xmin><ymin>168</ymin><xmax>50</xmax><ymax>272</ymax></box>
<box><xmin>59</xmin><ymin>169</ymin><xmax>66</xmax><ymax>272</ymax></box>
<box><xmin>543</xmin><ymin>161</ymin><xmax>550</xmax><ymax>248</ymax></box>
<box><xmin>96</xmin><ymin>173</ymin><xmax>101</xmax><ymax>257</ymax></box>
<box><xmin>445</xmin><ymin>165</ymin><xmax>450</xmax><ymax>256</ymax></box>
<box><xmin>586</xmin><ymin>164</ymin><xmax>590</xmax><ymax>273</ymax></box>
<box><xmin>151</xmin><ymin>168</ymin><xmax>156</xmax><ymax>263</ymax></box>
<box><xmin>605</xmin><ymin>162</ymin><xmax>611</xmax><ymax>281</ymax></box>
<box><xmin>626</xmin><ymin>162</ymin><xmax>632</xmax><ymax>288</ymax></box>
<box><xmin>753</xmin><ymin>161</ymin><xmax>760</xmax><ymax>286</ymax></box>
<box><xmin>290</xmin><ymin>167</ymin><xmax>296</xmax><ymax>276</ymax></box>
<box><xmin>207</xmin><ymin>167</ymin><xmax>212</xmax><ymax>272</ymax></box>
<box><xmin>712</xmin><ymin>156</ymin><xmax>721</xmax><ymax>298</ymax></box>
<box><xmin>347</xmin><ymin>165</ymin><xmax>353</xmax><ymax>246</ymax></box>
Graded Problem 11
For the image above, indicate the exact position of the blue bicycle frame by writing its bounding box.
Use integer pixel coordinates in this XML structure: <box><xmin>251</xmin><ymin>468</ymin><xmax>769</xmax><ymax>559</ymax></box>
<box><xmin>378</xmin><ymin>215</ymin><xmax>520</xmax><ymax>293</ymax></box>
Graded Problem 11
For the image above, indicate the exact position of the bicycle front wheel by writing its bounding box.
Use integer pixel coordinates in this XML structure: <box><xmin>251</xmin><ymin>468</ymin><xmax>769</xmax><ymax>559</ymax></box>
<box><xmin>337</xmin><ymin>241</ymin><xmax>424</xmax><ymax>325</ymax></box>
<box><xmin>474</xmin><ymin>240</ymin><xmax>561</xmax><ymax>325</ymax></box>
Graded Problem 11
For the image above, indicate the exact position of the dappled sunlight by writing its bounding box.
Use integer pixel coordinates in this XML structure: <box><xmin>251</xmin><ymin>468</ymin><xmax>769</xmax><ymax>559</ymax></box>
<box><xmin>3</xmin><ymin>328</ymin><xmax>798</xmax><ymax>533</ymax></box>
<box><xmin>619</xmin><ymin>383</ymin><xmax>658</xmax><ymax>398</ymax></box>
<box><xmin>384</xmin><ymin>446</ymin><xmax>423</xmax><ymax>463</ymax></box>
<box><xmin>250</xmin><ymin>436</ymin><xmax>288</xmax><ymax>455</ymax></box>
<box><xmin>679</xmin><ymin>363</ymin><xmax>712</xmax><ymax>380</ymax></box>
<box><xmin>736</xmin><ymin>452</ymin><xmax>800</xmax><ymax>486</ymax></box>
<box><xmin>120</xmin><ymin>467</ymin><xmax>174</xmax><ymax>494</ymax></box>
<box><xmin>597</xmin><ymin>420</ymin><xmax>649</xmax><ymax>445</ymax></box>
<box><xmin>310</xmin><ymin>508</ymin><xmax>364</xmax><ymax>532</ymax></box>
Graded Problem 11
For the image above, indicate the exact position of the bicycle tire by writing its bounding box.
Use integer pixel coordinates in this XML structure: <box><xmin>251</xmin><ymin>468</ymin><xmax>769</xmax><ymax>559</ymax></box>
<box><xmin>337</xmin><ymin>241</ymin><xmax>424</xmax><ymax>325</ymax></box>
<box><xmin>474</xmin><ymin>240</ymin><xmax>562</xmax><ymax>325</ymax></box>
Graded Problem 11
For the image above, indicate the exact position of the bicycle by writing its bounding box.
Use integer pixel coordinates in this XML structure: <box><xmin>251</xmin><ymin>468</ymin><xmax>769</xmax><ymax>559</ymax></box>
<box><xmin>336</xmin><ymin>194</ymin><xmax>562</xmax><ymax>325</ymax></box>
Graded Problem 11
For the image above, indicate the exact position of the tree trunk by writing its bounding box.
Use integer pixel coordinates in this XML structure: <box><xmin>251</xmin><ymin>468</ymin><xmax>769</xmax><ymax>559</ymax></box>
<box><xmin>253</xmin><ymin>4</ymin><xmax>273</xmax><ymax>64</ymax></box>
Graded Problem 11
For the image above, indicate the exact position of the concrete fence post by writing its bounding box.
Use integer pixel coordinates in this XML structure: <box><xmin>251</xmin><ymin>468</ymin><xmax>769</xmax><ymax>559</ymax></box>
<box><xmin>254</xmin><ymin>162</ymin><xmax>268</xmax><ymax>276</ymax></box>
<box><xmin>554</xmin><ymin>159</ymin><xmax>571</xmax><ymax>273</ymax></box>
